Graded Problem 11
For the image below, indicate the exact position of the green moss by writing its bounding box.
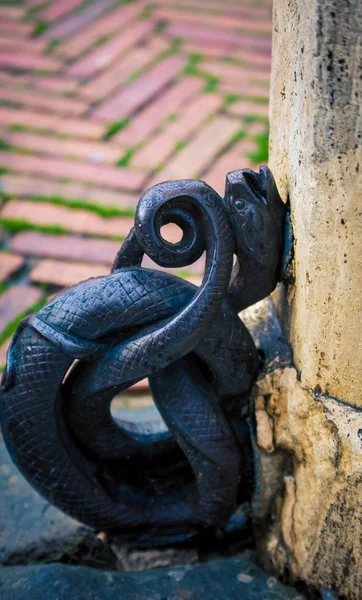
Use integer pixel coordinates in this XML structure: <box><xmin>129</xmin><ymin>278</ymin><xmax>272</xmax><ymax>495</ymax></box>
<box><xmin>174</xmin><ymin>140</ymin><xmax>188</xmax><ymax>153</ymax></box>
<box><xmin>183</xmin><ymin>59</ymin><xmax>219</xmax><ymax>93</ymax></box>
<box><xmin>156</xmin><ymin>37</ymin><xmax>183</xmax><ymax>60</ymax></box>
<box><xmin>240</xmin><ymin>95</ymin><xmax>269</xmax><ymax>104</ymax></box>
<box><xmin>33</xmin><ymin>20</ymin><xmax>49</xmax><ymax>37</ymax></box>
<box><xmin>167</xmin><ymin>112</ymin><xmax>178</xmax><ymax>123</ymax></box>
<box><xmin>126</xmin><ymin>69</ymin><xmax>143</xmax><ymax>84</ymax></box>
<box><xmin>0</xmin><ymin>298</ymin><xmax>47</xmax><ymax>347</ymax></box>
<box><xmin>0</xmin><ymin>192</ymin><xmax>13</xmax><ymax>203</ymax></box>
<box><xmin>45</xmin><ymin>39</ymin><xmax>60</xmax><ymax>54</ymax></box>
<box><xmin>247</xmin><ymin>131</ymin><xmax>269</xmax><ymax>164</ymax></box>
<box><xmin>228</xmin><ymin>130</ymin><xmax>246</xmax><ymax>147</ymax></box>
<box><xmin>0</xmin><ymin>218</ymin><xmax>67</xmax><ymax>235</ymax></box>
<box><xmin>187</xmin><ymin>53</ymin><xmax>203</xmax><ymax>67</ymax></box>
<box><xmin>28</xmin><ymin>195</ymin><xmax>135</xmax><ymax>218</ymax></box>
<box><xmin>104</xmin><ymin>118</ymin><xmax>130</xmax><ymax>140</ymax></box>
<box><xmin>116</xmin><ymin>148</ymin><xmax>136</xmax><ymax>167</ymax></box>
<box><xmin>223</xmin><ymin>93</ymin><xmax>242</xmax><ymax>106</ymax></box>
<box><xmin>8</xmin><ymin>124</ymin><xmax>31</xmax><ymax>133</ymax></box>
<box><xmin>24</xmin><ymin>4</ymin><xmax>44</xmax><ymax>20</ymax></box>
<box><xmin>0</xmin><ymin>139</ymin><xmax>12</xmax><ymax>151</ymax></box>
<box><xmin>203</xmin><ymin>77</ymin><xmax>219</xmax><ymax>93</ymax></box>
<box><xmin>243</xmin><ymin>114</ymin><xmax>269</xmax><ymax>124</ymax></box>
<box><xmin>138</xmin><ymin>4</ymin><xmax>155</xmax><ymax>20</ymax></box>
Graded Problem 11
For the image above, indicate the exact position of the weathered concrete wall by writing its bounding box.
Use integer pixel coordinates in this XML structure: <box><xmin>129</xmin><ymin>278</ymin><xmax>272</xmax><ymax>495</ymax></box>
<box><xmin>269</xmin><ymin>0</ymin><xmax>362</xmax><ymax>406</ymax></box>
<box><xmin>253</xmin><ymin>1</ymin><xmax>362</xmax><ymax>598</ymax></box>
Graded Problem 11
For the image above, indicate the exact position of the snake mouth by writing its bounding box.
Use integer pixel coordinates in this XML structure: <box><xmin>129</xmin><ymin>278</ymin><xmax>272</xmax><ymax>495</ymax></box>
<box><xmin>225</xmin><ymin>167</ymin><xmax>269</xmax><ymax>208</ymax></box>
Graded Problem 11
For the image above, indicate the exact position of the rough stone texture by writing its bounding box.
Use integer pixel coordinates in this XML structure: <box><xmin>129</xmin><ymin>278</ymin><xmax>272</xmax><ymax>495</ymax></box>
<box><xmin>247</xmin><ymin>302</ymin><xmax>362</xmax><ymax>599</ymax></box>
<box><xmin>0</xmin><ymin>550</ymin><xmax>306</xmax><ymax>600</ymax></box>
<box><xmin>269</xmin><ymin>0</ymin><xmax>362</xmax><ymax>406</ymax></box>
<box><xmin>0</xmin><ymin>443</ymin><xmax>93</xmax><ymax>565</ymax></box>
<box><xmin>256</xmin><ymin>4</ymin><xmax>362</xmax><ymax>597</ymax></box>
<box><xmin>252</xmin><ymin>367</ymin><xmax>362</xmax><ymax>598</ymax></box>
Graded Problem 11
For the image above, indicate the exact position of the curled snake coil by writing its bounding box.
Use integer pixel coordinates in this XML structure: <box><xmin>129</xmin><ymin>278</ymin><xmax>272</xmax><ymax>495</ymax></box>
<box><xmin>0</xmin><ymin>168</ymin><xmax>286</xmax><ymax>544</ymax></box>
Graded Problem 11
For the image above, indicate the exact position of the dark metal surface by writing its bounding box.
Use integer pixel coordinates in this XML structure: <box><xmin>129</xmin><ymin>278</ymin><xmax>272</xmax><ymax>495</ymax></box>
<box><xmin>0</xmin><ymin>167</ymin><xmax>286</xmax><ymax>543</ymax></box>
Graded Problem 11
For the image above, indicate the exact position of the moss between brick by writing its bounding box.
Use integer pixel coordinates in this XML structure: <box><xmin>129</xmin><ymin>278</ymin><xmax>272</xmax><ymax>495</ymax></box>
<box><xmin>0</xmin><ymin>218</ymin><xmax>126</xmax><ymax>242</ymax></box>
<box><xmin>247</xmin><ymin>131</ymin><xmax>269</xmax><ymax>164</ymax></box>
<box><xmin>115</xmin><ymin>148</ymin><xmax>136</xmax><ymax>168</ymax></box>
<box><xmin>32</xmin><ymin>20</ymin><xmax>49</xmax><ymax>37</ymax></box>
<box><xmin>182</xmin><ymin>53</ymin><xmax>219</xmax><ymax>92</ymax></box>
<box><xmin>0</xmin><ymin>218</ymin><xmax>67</xmax><ymax>235</ymax></box>
<box><xmin>27</xmin><ymin>195</ymin><xmax>135</xmax><ymax>218</ymax></box>
<box><xmin>223</xmin><ymin>93</ymin><xmax>242</xmax><ymax>106</ymax></box>
<box><xmin>104</xmin><ymin>118</ymin><xmax>130</xmax><ymax>140</ymax></box>
<box><xmin>0</xmin><ymin>298</ymin><xmax>47</xmax><ymax>347</ymax></box>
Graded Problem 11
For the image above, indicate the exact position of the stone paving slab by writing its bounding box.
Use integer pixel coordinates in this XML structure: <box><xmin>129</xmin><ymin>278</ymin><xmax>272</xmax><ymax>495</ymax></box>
<box><xmin>0</xmin><ymin>551</ymin><xmax>306</xmax><ymax>600</ymax></box>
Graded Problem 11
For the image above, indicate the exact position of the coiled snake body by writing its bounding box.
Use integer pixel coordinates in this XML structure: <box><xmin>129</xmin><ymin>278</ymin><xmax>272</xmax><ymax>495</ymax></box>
<box><xmin>0</xmin><ymin>170</ymin><xmax>286</xmax><ymax>543</ymax></box>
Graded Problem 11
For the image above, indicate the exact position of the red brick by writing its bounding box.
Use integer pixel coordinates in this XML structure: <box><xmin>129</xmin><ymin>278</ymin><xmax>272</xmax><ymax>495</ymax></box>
<box><xmin>151</xmin><ymin>115</ymin><xmax>239</xmax><ymax>183</ymax></box>
<box><xmin>6</xmin><ymin>132</ymin><xmax>124</xmax><ymax>165</ymax></box>
<box><xmin>0</xmin><ymin>107</ymin><xmax>105</xmax><ymax>139</ymax></box>
<box><xmin>0</xmin><ymin>22</ymin><xmax>32</xmax><ymax>38</ymax></box>
<box><xmin>244</xmin><ymin>120</ymin><xmax>269</xmax><ymax>136</ymax></box>
<box><xmin>166</xmin><ymin>23</ymin><xmax>272</xmax><ymax>52</ymax></box>
<box><xmin>67</xmin><ymin>21</ymin><xmax>153</xmax><ymax>78</ymax></box>
<box><xmin>133</xmin><ymin>94</ymin><xmax>223</xmax><ymax>169</ymax></box>
<box><xmin>42</xmin><ymin>0</ymin><xmax>84</xmax><ymax>21</ymax></box>
<box><xmin>1</xmin><ymin>175</ymin><xmax>139</xmax><ymax>212</ymax></box>
<box><xmin>0</xmin><ymin>285</ymin><xmax>43</xmax><ymax>332</ymax></box>
<box><xmin>2</xmin><ymin>201</ymin><xmax>187</xmax><ymax>242</ymax></box>
<box><xmin>202</xmin><ymin>60</ymin><xmax>270</xmax><ymax>84</ymax></box>
<box><xmin>0</xmin><ymin>36</ymin><xmax>47</xmax><ymax>53</ymax></box>
<box><xmin>0</xmin><ymin>107</ymin><xmax>55</xmax><ymax>131</ymax></box>
<box><xmin>0</xmin><ymin>252</ymin><xmax>24</xmax><ymax>281</ymax></box>
<box><xmin>0</xmin><ymin>153</ymin><xmax>146</xmax><ymax>191</ymax></box>
<box><xmin>10</xmin><ymin>232</ymin><xmax>205</xmax><ymax>276</ymax></box>
<box><xmin>94</xmin><ymin>56</ymin><xmax>185</xmax><ymax>121</ymax></box>
<box><xmin>0</xmin><ymin>52</ymin><xmax>62</xmax><ymax>72</ymax></box>
<box><xmin>204</xmin><ymin>140</ymin><xmax>258</xmax><ymax>196</ymax></box>
<box><xmin>0</xmin><ymin>6</ymin><xmax>24</xmax><ymax>20</ymax></box>
<box><xmin>28</xmin><ymin>78</ymin><xmax>78</xmax><ymax>93</ymax></box>
<box><xmin>26</xmin><ymin>76</ymin><xmax>79</xmax><ymax>94</ymax></box>
<box><xmin>154</xmin><ymin>8</ymin><xmax>272</xmax><ymax>35</ymax></box>
<box><xmin>155</xmin><ymin>0</ymin><xmax>271</xmax><ymax>20</ymax></box>
<box><xmin>1</xmin><ymin>200</ymin><xmax>135</xmax><ymax>238</ymax></box>
<box><xmin>182</xmin><ymin>42</ymin><xmax>241</xmax><ymax>58</ymax></box>
<box><xmin>0</xmin><ymin>88</ymin><xmax>88</xmax><ymax>116</ymax></box>
<box><xmin>60</xmin><ymin>3</ymin><xmax>148</xmax><ymax>59</ymax></box>
<box><xmin>114</xmin><ymin>77</ymin><xmax>203</xmax><ymax>145</ymax></box>
<box><xmin>43</xmin><ymin>0</ymin><xmax>120</xmax><ymax>40</ymax></box>
<box><xmin>226</xmin><ymin>100</ymin><xmax>269</xmax><ymax>119</ymax></box>
<box><xmin>234</xmin><ymin>50</ymin><xmax>271</xmax><ymax>69</ymax></box>
<box><xmin>80</xmin><ymin>38</ymin><xmax>169</xmax><ymax>101</ymax></box>
<box><xmin>220</xmin><ymin>82</ymin><xmax>269</xmax><ymax>99</ymax></box>
<box><xmin>10</xmin><ymin>232</ymin><xmax>120</xmax><ymax>265</ymax></box>
<box><xmin>51</xmin><ymin>117</ymin><xmax>105</xmax><ymax>140</ymax></box>
<box><xmin>30</xmin><ymin>259</ymin><xmax>110</xmax><ymax>288</ymax></box>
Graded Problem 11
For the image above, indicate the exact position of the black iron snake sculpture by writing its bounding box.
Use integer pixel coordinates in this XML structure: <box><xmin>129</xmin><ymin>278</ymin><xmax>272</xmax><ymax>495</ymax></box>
<box><xmin>0</xmin><ymin>167</ymin><xmax>286</xmax><ymax>544</ymax></box>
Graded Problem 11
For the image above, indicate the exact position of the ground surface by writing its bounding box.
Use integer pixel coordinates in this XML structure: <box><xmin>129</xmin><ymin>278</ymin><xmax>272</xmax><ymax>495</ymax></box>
<box><xmin>0</xmin><ymin>0</ymin><xmax>272</xmax><ymax>383</ymax></box>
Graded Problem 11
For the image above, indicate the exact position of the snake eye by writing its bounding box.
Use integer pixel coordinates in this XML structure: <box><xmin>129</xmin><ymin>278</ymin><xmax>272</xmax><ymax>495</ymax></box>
<box><xmin>235</xmin><ymin>199</ymin><xmax>246</xmax><ymax>212</ymax></box>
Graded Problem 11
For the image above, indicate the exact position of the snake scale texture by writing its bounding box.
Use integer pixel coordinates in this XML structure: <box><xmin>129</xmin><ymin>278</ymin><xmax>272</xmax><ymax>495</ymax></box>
<box><xmin>0</xmin><ymin>169</ymin><xmax>286</xmax><ymax>544</ymax></box>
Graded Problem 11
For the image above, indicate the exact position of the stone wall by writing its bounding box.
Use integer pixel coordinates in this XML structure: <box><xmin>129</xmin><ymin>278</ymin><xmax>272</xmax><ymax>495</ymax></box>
<box><xmin>253</xmin><ymin>1</ymin><xmax>362</xmax><ymax>598</ymax></box>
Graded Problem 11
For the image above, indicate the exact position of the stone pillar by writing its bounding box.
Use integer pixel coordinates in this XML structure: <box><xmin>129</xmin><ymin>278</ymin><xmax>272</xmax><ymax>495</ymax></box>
<box><xmin>252</xmin><ymin>1</ymin><xmax>362</xmax><ymax>598</ymax></box>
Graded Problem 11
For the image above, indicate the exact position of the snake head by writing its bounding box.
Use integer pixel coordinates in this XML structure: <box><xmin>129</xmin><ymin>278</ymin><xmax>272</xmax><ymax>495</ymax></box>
<box><xmin>224</xmin><ymin>166</ymin><xmax>286</xmax><ymax>268</ymax></box>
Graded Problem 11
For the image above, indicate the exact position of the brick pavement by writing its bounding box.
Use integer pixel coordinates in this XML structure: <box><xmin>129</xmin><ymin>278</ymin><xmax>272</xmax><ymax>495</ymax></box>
<box><xmin>0</xmin><ymin>0</ymin><xmax>272</xmax><ymax>392</ymax></box>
